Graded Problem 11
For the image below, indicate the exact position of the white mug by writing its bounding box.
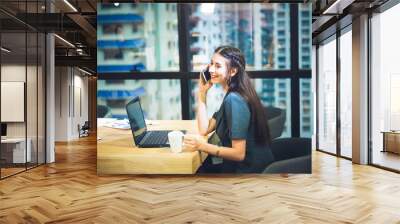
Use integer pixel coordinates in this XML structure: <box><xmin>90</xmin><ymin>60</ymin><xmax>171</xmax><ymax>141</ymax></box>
<box><xmin>168</xmin><ymin>131</ymin><xmax>184</xmax><ymax>153</ymax></box>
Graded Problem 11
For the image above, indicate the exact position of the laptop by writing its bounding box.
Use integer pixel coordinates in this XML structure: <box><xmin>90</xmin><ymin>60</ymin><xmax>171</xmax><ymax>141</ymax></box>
<box><xmin>1</xmin><ymin>123</ymin><xmax>6</xmax><ymax>140</ymax></box>
<box><xmin>126</xmin><ymin>97</ymin><xmax>173</xmax><ymax>148</ymax></box>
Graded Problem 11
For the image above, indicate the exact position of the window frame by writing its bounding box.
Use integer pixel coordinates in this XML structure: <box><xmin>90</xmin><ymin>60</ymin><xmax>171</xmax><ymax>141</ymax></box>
<box><xmin>315</xmin><ymin>23</ymin><xmax>353</xmax><ymax>160</ymax></box>
<box><xmin>97</xmin><ymin>3</ymin><xmax>312</xmax><ymax>138</ymax></box>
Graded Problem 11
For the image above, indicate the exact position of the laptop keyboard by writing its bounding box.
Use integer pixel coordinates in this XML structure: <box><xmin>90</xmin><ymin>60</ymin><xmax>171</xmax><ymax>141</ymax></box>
<box><xmin>142</xmin><ymin>131</ymin><xmax>169</xmax><ymax>145</ymax></box>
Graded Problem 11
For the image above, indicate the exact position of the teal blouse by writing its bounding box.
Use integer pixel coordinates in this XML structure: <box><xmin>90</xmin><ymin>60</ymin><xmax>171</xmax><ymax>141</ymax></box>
<box><xmin>208</xmin><ymin>92</ymin><xmax>275</xmax><ymax>173</ymax></box>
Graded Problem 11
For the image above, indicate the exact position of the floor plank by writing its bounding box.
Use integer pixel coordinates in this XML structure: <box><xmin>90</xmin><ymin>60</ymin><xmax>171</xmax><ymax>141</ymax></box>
<box><xmin>0</xmin><ymin>135</ymin><xmax>400</xmax><ymax>223</ymax></box>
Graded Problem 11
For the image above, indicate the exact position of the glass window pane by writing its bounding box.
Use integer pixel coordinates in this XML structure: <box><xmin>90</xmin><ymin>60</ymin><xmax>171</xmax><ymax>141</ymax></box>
<box><xmin>1</xmin><ymin>31</ymin><xmax>27</xmax><ymax>177</ymax></box>
<box><xmin>298</xmin><ymin>4</ymin><xmax>312</xmax><ymax>70</ymax></box>
<box><xmin>97</xmin><ymin>3</ymin><xmax>179</xmax><ymax>73</ymax></box>
<box><xmin>371</xmin><ymin>4</ymin><xmax>400</xmax><ymax>171</ymax></box>
<box><xmin>340</xmin><ymin>29</ymin><xmax>352</xmax><ymax>158</ymax></box>
<box><xmin>188</xmin><ymin>3</ymin><xmax>291</xmax><ymax>71</ymax></box>
<box><xmin>97</xmin><ymin>79</ymin><xmax>182</xmax><ymax>120</ymax></box>
<box><xmin>317</xmin><ymin>37</ymin><xmax>337</xmax><ymax>154</ymax></box>
<box><xmin>300</xmin><ymin>78</ymin><xmax>312</xmax><ymax>137</ymax></box>
<box><xmin>255</xmin><ymin>79</ymin><xmax>291</xmax><ymax>137</ymax></box>
<box><xmin>190</xmin><ymin>78</ymin><xmax>291</xmax><ymax>137</ymax></box>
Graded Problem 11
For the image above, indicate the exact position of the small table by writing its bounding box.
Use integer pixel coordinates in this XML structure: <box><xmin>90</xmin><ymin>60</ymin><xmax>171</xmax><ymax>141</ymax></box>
<box><xmin>1</xmin><ymin>138</ymin><xmax>31</xmax><ymax>163</ymax></box>
<box><xmin>97</xmin><ymin>120</ymin><xmax>208</xmax><ymax>175</ymax></box>
<box><xmin>381</xmin><ymin>131</ymin><xmax>400</xmax><ymax>154</ymax></box>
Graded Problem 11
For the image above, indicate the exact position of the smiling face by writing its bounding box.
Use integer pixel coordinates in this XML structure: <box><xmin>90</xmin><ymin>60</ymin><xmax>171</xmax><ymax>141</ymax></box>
<box><xmin>208</xmin><ymin>53</ymin><xmax>237</xmax><ymax>88</ymax></box>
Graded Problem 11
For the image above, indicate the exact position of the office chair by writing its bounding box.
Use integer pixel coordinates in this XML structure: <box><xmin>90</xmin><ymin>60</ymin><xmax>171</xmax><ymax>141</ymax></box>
<box><xmin>265</xmin><ymin>106</ymin><xmax>286</xmax><ymax>139</ymax></box>
<box><xmin>263</xmin><ymin>138</ymin><xmax>311</xmax><ymax>174</ymax></box>
<box><xmin>79</xmin><ymin>121</ymin><xmax>90</xmax><ymax>138</ymax></box>
<box><xmin>97</xmin><ymin>105</ymin><xmax>110</xmax><ymax>118</ymax></box>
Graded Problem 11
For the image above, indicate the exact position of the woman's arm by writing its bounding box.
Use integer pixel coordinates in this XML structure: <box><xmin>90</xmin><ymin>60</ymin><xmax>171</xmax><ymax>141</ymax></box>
<box><xmin>197</xmin><ymin>70</ymin><xmax>214</xmax><ymax>135</ymax></box>
<box><xmin>184</xmin><ymin>137</ymin><xmax>246</xmax><ymax>161</ymax></box>
<box><xmin>197</xmin><ymin>93</ymin><xmax>209</xmax><ymax>135</ymax></box>
<box><xmin>197</xmin><ymin>99</ymin><xmax>216</xmax><ymax>136</ymax></box>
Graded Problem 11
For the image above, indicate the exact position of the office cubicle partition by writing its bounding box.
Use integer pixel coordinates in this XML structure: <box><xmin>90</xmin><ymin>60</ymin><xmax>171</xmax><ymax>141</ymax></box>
<box><xmin>0</xmin><ymin>1</ymin><xmax>46</xmax><ymax>179</ymax></box>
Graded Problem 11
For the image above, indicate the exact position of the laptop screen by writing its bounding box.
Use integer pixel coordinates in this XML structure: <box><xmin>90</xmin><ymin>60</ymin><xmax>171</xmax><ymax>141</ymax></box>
<box><xmin>1</xmin><ymin>123</ymin><xmax>7</xmax><ymax>137</ymax></box>
<box><xmin>126</xmin><ymin>98</ymin><xmax>147</xmax><ymax>142</ymax></box>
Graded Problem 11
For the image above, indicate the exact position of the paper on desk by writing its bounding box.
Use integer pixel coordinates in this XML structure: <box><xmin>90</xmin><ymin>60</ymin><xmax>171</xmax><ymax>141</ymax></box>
<box><xmin>99</xmin><ymin>118</ymin><xmax>130</xmax><ymax>129</ymax></box>
<box><xmin>110</xmin><ymin>119</ymin><xmax>130</xmax><ymax>129</ymax></box>
<box><xmin>97</xmin><ymin>118</ymin><xmax>117</xmax><ymax>127</ymax></box>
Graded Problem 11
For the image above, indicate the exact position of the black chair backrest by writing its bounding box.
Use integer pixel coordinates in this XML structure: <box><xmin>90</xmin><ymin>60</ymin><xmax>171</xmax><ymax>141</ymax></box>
<box><xmin>82</xmin><ymin>121</ymin><xmax>90</xmax><ymax>129</ymax></box>
<box><xmin>97</xmin><ymin>105</ymin><xmax>110</xmax><ymax>118</ymax></box>
<box><xmin>265</xmin><ymin>106</ymin><xmax>286</xmax><ymax>139</ymax></box>
<box><xmin>270</xmin><ymin>138</ymin><xmax>311</xmax><ymax>161</ymax></box>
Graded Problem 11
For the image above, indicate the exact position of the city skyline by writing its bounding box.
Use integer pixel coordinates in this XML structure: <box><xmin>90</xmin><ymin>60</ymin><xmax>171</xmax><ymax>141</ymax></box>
<box><xmin>97</xmin><ymin>3</ymin><xmax>312</xmax><ymax>137</ymax></box>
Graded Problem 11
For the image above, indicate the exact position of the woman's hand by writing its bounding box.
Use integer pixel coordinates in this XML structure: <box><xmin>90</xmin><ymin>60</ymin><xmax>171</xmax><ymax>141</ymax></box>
<box><xmin>183</xmin><ymin>134</ymin><xmax>206</xmax><ymax>152</ymax></box>
<box><xmin>198</xmin><ymin>65</ymin><xmax>213</xmax><ymax>103</ymax></box>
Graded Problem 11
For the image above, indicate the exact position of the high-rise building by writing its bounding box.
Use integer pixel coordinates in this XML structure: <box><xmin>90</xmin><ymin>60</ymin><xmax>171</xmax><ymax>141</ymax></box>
<box><xmin>299</xmin><ymin>4</ymin><xmax>312</xmax><ymax>137</ymax></box>
<box><xmin>97</xmin><ymin>3</ymin><xmax>181</xmax><ymax>120</ymax></box>
<box><xmin>257</xmin><ymin>4</ymin><xmax>291</xmax><ymax>137</ymax></box>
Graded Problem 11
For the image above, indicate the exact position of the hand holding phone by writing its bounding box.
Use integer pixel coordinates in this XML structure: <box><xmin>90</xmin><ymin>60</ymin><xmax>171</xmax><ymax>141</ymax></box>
<box><xmin>198</xmin><ymin>65</ymin><xmax>213</xmax><ymax>100</ymax></box>
<box><xmin>201</xmin><ymin>67</ymin><xmax>211</xmax><ymax>83</ymax></box>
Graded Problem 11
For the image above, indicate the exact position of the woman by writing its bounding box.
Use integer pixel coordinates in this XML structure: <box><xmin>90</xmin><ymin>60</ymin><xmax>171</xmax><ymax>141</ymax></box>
<box><xmin>184</xmin><ymin>46</ymin><xmax>275</xmax><ymax>173</ymax></box>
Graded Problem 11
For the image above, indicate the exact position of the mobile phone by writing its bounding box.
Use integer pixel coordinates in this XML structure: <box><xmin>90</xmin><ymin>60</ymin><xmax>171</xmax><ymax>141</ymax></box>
<box><xmin>201</xmin><ymin>67</ymin><xmax>211</xmax><ymax>83</ymax></box>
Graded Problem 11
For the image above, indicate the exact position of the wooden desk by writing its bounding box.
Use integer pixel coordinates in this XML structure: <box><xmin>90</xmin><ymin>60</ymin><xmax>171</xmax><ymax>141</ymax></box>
<box><xmin>97</xmin><ymin>120</ymin><xmax>208</xmax><ymax>175</ymax></box>
<box><xmin>382</xmin><ymin>131</ymin><xmax>400</xmax><ymax>154</ymax></box>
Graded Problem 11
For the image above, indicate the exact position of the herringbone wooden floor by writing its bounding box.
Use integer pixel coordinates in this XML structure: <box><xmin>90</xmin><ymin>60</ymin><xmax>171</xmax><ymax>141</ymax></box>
<box><xmin>1</xmin><ymin>136</ymin><xmax>400</xmax><ymax>224</ymax></box>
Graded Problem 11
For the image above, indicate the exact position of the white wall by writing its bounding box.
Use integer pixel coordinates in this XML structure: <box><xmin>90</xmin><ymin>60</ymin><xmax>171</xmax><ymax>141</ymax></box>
<box><xmin>54</xmin><ymin>67</ymin><xmax>89</xmax><ymax>141</ymax></box>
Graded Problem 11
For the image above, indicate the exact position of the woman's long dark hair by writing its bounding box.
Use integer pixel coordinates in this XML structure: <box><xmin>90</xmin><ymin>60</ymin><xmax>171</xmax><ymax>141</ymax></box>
<box><xmin>215</xmin><ymin>46</ymin><xmax>271</xmax><ymax>145</ymax></box>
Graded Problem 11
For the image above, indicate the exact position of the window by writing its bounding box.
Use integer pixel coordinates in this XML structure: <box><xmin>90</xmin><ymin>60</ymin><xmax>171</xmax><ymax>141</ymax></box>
<box><xmin>106</xmin><ymin>80</ymin><xmax>125</xmax><ymax>85</ymax></box>
<box><xmin>97</xmin><ymin>3</ymin><xmax>311</xmax><ymax>141</ymax></box>
<box><xmin>301</xmin><ymin>11</ymin><xmax>309</xmax><ymax>17</ymax></box>
<box><xmin>104</xmin><ymin>49</ymin><xmax>123</xmax><ymax>60</ymax></box>
<box><xmin>340</xmin><ymin>28</ymin><xmax>352</xmax><ymax>158</ymax></box>
<box><xmin>317</xmin><ymin>37</ymin><xmax>337</xmax><ymax>154</ymax></box>
<box><xmin>98</xmin><ymin>79</ymin><xmax>182</xmax><ymax>120</ymax></box>
<box><xmin>188</xmin><ymin>3</ymin><xmax>291</xmax><ymax>71</ymax></box>
<box><xmin>255</xmin><ymin>79</ymin><xmax>292</xmax><ymax>137</ymax></box>
<box><xmin>103</xmin><ymin>24</ymin><xmax>123</xmax><ymax>35</ymax></box>
<box><xmin>299</xmin><ymin>3</ymin><xmax>311</xmax><ymax>70</ymax></box>
<box><xmin>189</xmin><ymin>78</ymin><xmax>292</xmax><ymax>137</ymax></box>
<box><xmin>98</xmin><ymin>3</ymin><xmax>179</xmax><ymax>72</ymax></box>
<box><xmin>132</xmin><ymin>24</ymin><xmax>139</xmax><ymax>33</ymax></box>
<box><xmin>370</xmin><ymin>4</ymin><xmax>400</xmax><ymax>171</ymax></box>
<box><xmin>0</xmin><ymin>9</ymin><xmax>46</xmax><ymax>178</ymax></box>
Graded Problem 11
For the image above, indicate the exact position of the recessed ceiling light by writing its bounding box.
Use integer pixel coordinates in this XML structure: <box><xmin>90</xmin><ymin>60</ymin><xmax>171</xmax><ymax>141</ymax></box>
<box><xmin>114</xmin><ymin>3</ymin><xmax>120</xmax><ymax>7</ymax></box>
<box><xmin>54</xmin><ymin>34</ymin><xmax>75</xmax><ymax>48</ymax></box>
<box><xmin>1</xmin><ymin>47</ymin><xmax>11</xmax><ymax>53</ymax></box>
<box><xmin>78</xmin><ymin>67</ymin><xmax>92</xmax><ymax>76</ymax></box>
<box><xmin>63</xmin><ymin>0</ymin><xmax>78</xmax><ymax>12</ymax></box>
<box><xmin>201</xmin><ymin>3</ymin><xmax>215</xmax><ymax>14</ymax></box>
